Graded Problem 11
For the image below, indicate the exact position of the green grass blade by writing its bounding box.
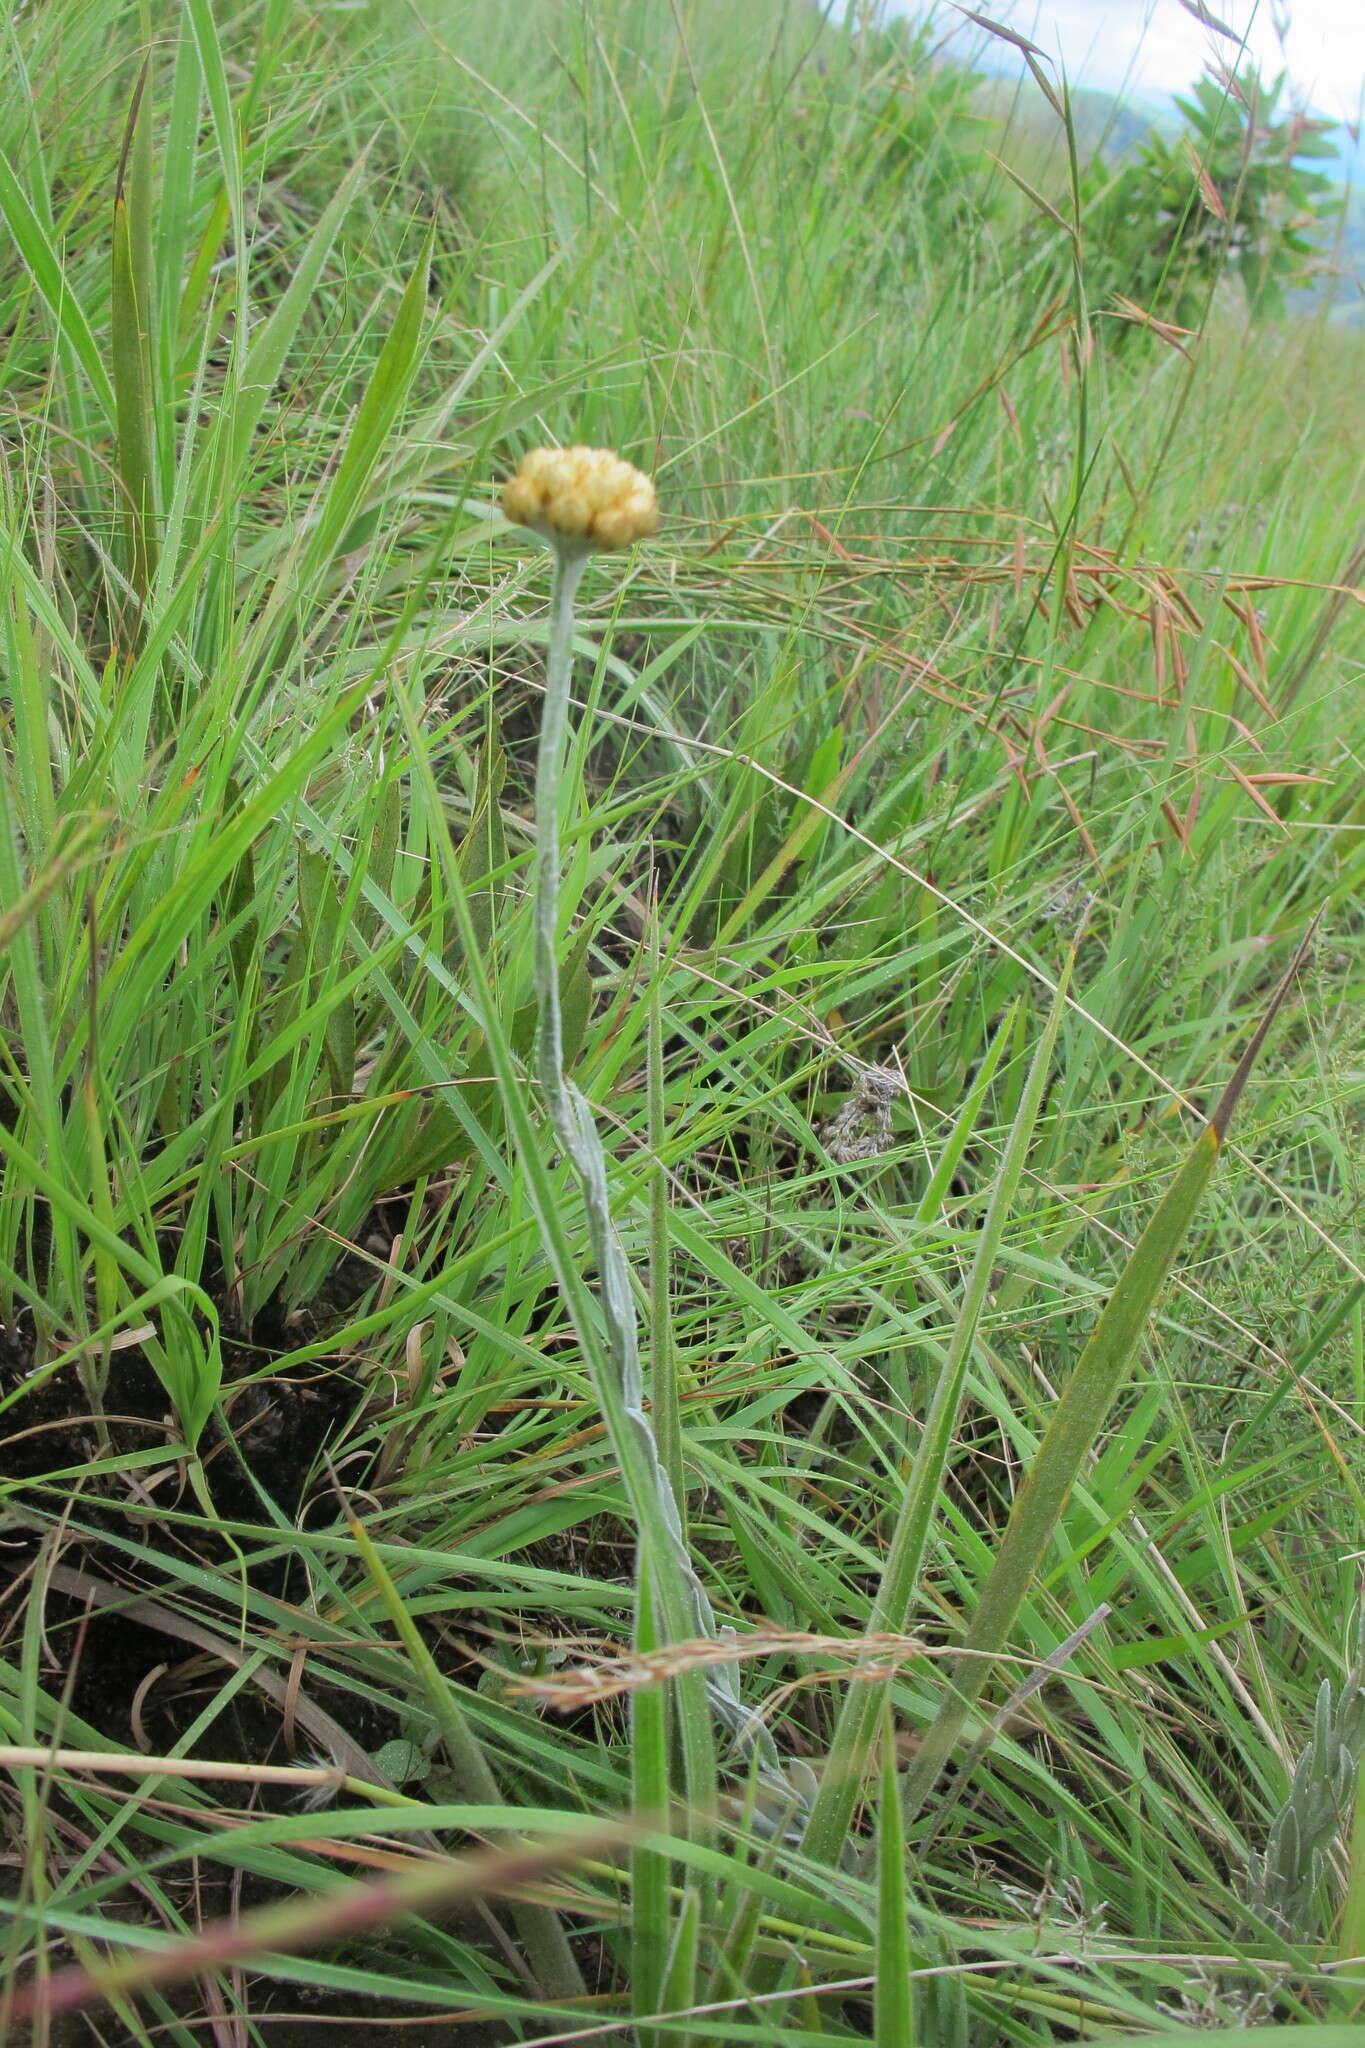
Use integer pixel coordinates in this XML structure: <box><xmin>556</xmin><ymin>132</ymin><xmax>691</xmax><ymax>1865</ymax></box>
<box><xmin>1338</xmin><ymin>1756</ymin><xmax>1365</xmax><ymax>2016</ymax></box>
<box><xmin>223</xmin><ymin>155</ymin><xmax>366</xmax><ymax>489</ymax></box>
<box><xmin>111</xmin><ymin>53</ymin><xmax>159</xmax><ymax>623</ymax></box>
<box><xmin>342</xmin><ymin>1497</ymin><xmax>588</xmax><ymax>2007</ymax></box>
<box><xmin>912</xmin><ymin>1000</ymin><xmax>1018</xmax><ymax>1227</ymax></box>
<box><xmin>0</xmin><ymin>143</ymin><xmax>115</xmax><ymax>422</ymax></box>
<box><xmin>798</xmin><ymin>969</ymin><xmax>1070</xmax><ymax>1873</ymax></box>
<box><xmin>182</xmin><ymin>0</ymin><xmax>244</xmax><ymax>318</ymax></box>
<box><xmin>659</xmin><ymin>1884</ymin><xmax>701</xmax><ymax>2031</ymax></box>
<box><xmin>875</xmin><ymin>1698</ymin><xmax>914</xmax><ymax>2048</ymax></box>
<box><xmin>302</xmin><ymin>221</ymin><xmax>434</xmax><ymax>574</ymax></box>
<box><xmin>454</xmin><ymin>733</ymin><xmax>508</xmax><ymax>968</ymax></box>
<box><xmin>899</xmin><ymin>922</ymin><xmax>1320</xmax><ymax>1823</ymax></box>
<box><xmin>649</xmin><ymin>919</ymin><xmax>685</xmax><ymax>1511</ymax></box>
<box><xmin>632</xmin><ymin>1571</ymin><xmax>671</xmax><ymax>2048</ymax></box>
<box><xmin>111</xmin><ymin>156</ymin><xmax>158</xmax><ymax>622</ymax></box>
<box><xmin>1100</xmin><ymin>2035</ymin><xmax>1365</xmax><ymax>2048</ymax></box>
<box><xmin>297</xmin><ymin>848</ymin><xmax>356</xmax><ymax>1104</ymax></box>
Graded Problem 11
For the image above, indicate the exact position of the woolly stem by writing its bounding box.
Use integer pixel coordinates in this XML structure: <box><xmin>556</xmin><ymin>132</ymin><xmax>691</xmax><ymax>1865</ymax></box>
<box><xmin>533</xmin><ymin>543</ymin><xmax>790</xmax><ymax>1820</ymax></box>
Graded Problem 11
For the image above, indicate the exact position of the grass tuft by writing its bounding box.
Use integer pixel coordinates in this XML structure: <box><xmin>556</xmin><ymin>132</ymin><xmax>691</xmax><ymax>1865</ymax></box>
<box><xmin>0</xmin><ymin>0</ymin><xmax>1360</xmax><ymax>2038</ymax></box>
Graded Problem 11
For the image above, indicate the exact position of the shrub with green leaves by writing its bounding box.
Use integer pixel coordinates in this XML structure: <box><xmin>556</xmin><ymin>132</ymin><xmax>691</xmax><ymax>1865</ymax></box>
<box><xmin>793</xmin><ymin>13</ymin><xmax>1000</xmax><ymax>246</ymax></box>
<box><xmin>1081</xmin><ymin>66</ymin><xmax>1342</xmax><ymax>329</ymax></box>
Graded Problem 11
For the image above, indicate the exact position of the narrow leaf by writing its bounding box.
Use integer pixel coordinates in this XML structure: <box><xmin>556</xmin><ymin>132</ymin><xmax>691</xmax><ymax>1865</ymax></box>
<box><xmin>112</xmin><ymin>186</ymin><xmax>158</xmax><ymax>614</ymax></box>
<box><xmin>0</xmin><ymin>143</ymin><xmax>116</xmax><ymax>420</ymax></box>
<box><xmin>359</xmin><ymin>779</ymin><xmax>404</xmax><ymax>948</ymax></box>
<box><xmin>875</xmin><ymin>1698</ymin><xmax>914</xmax><ymax>2048</ymax></box>
<box><xmin>454</xmin><ymin>736</ymin><xmax>508</xmax><ymax>967</ymax></box>
<box><xmin>798</xmin><ymin>959</ymin><xmax>1073</xmax><ymax>1874</ymax></box>
<box><xmin>343</xmin><ymin>1494</ymin><xmax>587</xmax><ymax>2005</ymax></box>
<box><xmin>899</xmin><ymin>921</ymin><xmax>1319</xmax><ymax>1823</ymax></box>
<box><xmin>306</xmin><ymin>222</ymin><xmax>435</xmax><ymax>571</ymax></box>
<box><xmin>225</xmin><ymin>156</ymin><xmax>366</xmax><ymax>484</ymax></box>
<box><xmin>632</xmin><ymin>1571</ymin><xmax>671</xmax><ymax>2048</ymax></box>
<box><xmin>913</xmin><ymin>1000</ymin><xmax>1018</xmax><ymax>1226</ymax></box>
<box><xmin>658</xmin><ymin>1885</ymin><xmax>700</xmax><ymax>2027</ymax></box>
<box><xmin>298</xmin><ymin>848</ymin><xmax>356</xmax><ymax>1103</ymax></box>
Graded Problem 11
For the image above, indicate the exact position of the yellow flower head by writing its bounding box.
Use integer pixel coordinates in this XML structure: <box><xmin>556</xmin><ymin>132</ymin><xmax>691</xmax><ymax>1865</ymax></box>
<box><xmin>502</xmin><ymin>444</ymin><xmax>658</xmax><ymax>553</ymax></box>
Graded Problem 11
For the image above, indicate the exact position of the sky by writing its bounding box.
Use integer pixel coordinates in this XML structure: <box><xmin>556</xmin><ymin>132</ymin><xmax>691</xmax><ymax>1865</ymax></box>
<box><xmin>915</xmin><ymin>1</ymin><xmax>1365</xmax><ymax>126</ymax></box>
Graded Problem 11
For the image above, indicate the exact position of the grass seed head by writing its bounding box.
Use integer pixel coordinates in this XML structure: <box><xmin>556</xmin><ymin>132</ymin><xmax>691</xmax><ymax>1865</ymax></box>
<box><xmin>822</xmin><ymin>1063</ymin><xmax>905</xmax><ymax>1164</ymax></box>
<box><xmin>502</xmin><ymin>444</ymin><xmax>659</xmax><ymax>552</ymax></box>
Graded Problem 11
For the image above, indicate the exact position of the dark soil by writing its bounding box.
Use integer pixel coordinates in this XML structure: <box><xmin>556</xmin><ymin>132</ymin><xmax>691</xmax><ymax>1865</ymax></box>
<box><xmin>0</xmin><ymin>1282</ymin><xmax>461</xmax><ymax>2040</ymax></box>
<box><xmin>0</xmin><ymin>1231</ymin><xmax>624</xmax><ymax>2045</ymax></box>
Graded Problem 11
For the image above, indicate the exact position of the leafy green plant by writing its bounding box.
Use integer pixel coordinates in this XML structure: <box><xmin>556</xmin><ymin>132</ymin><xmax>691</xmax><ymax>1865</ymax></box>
<box><xmin>1082</xmin><ymin>66</ymin><xmax>1342</xmax><ymax>329</ymax></box>
<box><xmin>794</xmin><ymin>12</ymin><xmax>1000</xmax><ymax>244</ymax></box>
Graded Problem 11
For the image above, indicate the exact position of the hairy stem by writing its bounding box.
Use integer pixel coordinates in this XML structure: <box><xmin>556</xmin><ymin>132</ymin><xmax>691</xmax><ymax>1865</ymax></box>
<box><xmin>532</xmin><ymin>543</ymin><xmax>794</xmax><ymax>1832</ymax></box>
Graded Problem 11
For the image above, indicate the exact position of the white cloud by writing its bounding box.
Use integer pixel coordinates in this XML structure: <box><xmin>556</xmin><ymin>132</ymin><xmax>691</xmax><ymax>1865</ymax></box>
<box><xmin>922</xmin><ymin>0</ymin><xmax>1365</xmax><ymax>121</ymax></box>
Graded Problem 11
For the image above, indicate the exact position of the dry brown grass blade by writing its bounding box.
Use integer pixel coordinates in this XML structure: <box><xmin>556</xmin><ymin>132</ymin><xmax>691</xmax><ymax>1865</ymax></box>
<box><xmin>1279</xmin><ymin>528</ymin><xmax>1365</xmax><ymax>711</ymax></box>
<box><xmin>1210</xmin><ymin>910</ymin><xmax>1322</xmax><ymax>1139</ymax></box>
<box><xmin>953</xmin><ymin>6</ymin><xmax>1065</xmax><ymax>120</ymax></box>
<box><xmin>10</xmin><ymin>1820</ymin><xmax>634</xmax><ymax>2024</ymax></box>
<box><xmin>0</xmin><ymin>1744</ymin><xmax>346</xmax><ymax>1793</ymax></box>
<box><xmin>1176</xmin><ymin>0</ymin><xmax>1241</xmax><ymax>42</ymax></box>
<box><xmin>1228</xmin><ymin>761</ymin><xmax>1290</xmax><ymax>832</ymax></box>
<box><xmin>1108</xmin><ymin>294</ymin><xmax>1196</xmax><ymax>355</ymax></box>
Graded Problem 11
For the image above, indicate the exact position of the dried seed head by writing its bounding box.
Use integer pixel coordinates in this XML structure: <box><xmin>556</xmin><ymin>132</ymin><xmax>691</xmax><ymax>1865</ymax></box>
<box><xmin>502</xmin><ymin>444</ymin><xmax>659</xmax><ymax>553</ymax></box>
<box><xmin>822</xmin><ymin>1063</ymin><xmax>905</xmax><ymax>1165</ymax></box>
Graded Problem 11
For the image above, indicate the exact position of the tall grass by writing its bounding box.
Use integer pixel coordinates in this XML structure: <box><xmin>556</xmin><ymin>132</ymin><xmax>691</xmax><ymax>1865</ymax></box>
<box><xmin>0</xmin><ymin>0</ymin><xmax>1361</xmax><ymax>2039</ymax></box>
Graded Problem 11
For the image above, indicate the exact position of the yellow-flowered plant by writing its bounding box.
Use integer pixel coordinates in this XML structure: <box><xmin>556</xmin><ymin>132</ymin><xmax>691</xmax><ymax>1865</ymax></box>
<box><xmin>504</xmin><ymin>442</ymin><xmax>797</xmax><ymax>1823</ymax></box>
<box><xmin>502</xmin><ymin>444</ymin><xmax>658</xmax><ymax>553</ymax></box>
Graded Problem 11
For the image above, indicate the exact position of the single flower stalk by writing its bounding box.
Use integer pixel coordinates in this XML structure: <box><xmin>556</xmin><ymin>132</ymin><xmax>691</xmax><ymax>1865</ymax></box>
<box><xmin>503</xmin><ymin>445</ymin><xmax>793</xmax><ymax>1804</ymax></box>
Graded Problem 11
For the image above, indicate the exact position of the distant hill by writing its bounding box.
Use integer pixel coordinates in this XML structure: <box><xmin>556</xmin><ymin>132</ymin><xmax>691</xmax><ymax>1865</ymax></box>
<box><xmin>1315</xmin><ymin>121</ymin><xmax>1365</xmax><ymax>187</ymax></box>
<box><xmin>1327</xmin><ymin>186</ymin><xmax>1365</xmax><ymax>326</ymax></box>
<box><xmin>977</xmin><ymin>71</ymin><xmax>1177</xmax><ymax>169</ymax></box>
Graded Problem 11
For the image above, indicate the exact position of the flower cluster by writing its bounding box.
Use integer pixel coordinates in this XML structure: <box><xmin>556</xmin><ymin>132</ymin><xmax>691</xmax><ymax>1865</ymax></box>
<box><xmin>502</xmin><ymin>444</ymin><xmax>658</xmax><ymax>553</ymax></box>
